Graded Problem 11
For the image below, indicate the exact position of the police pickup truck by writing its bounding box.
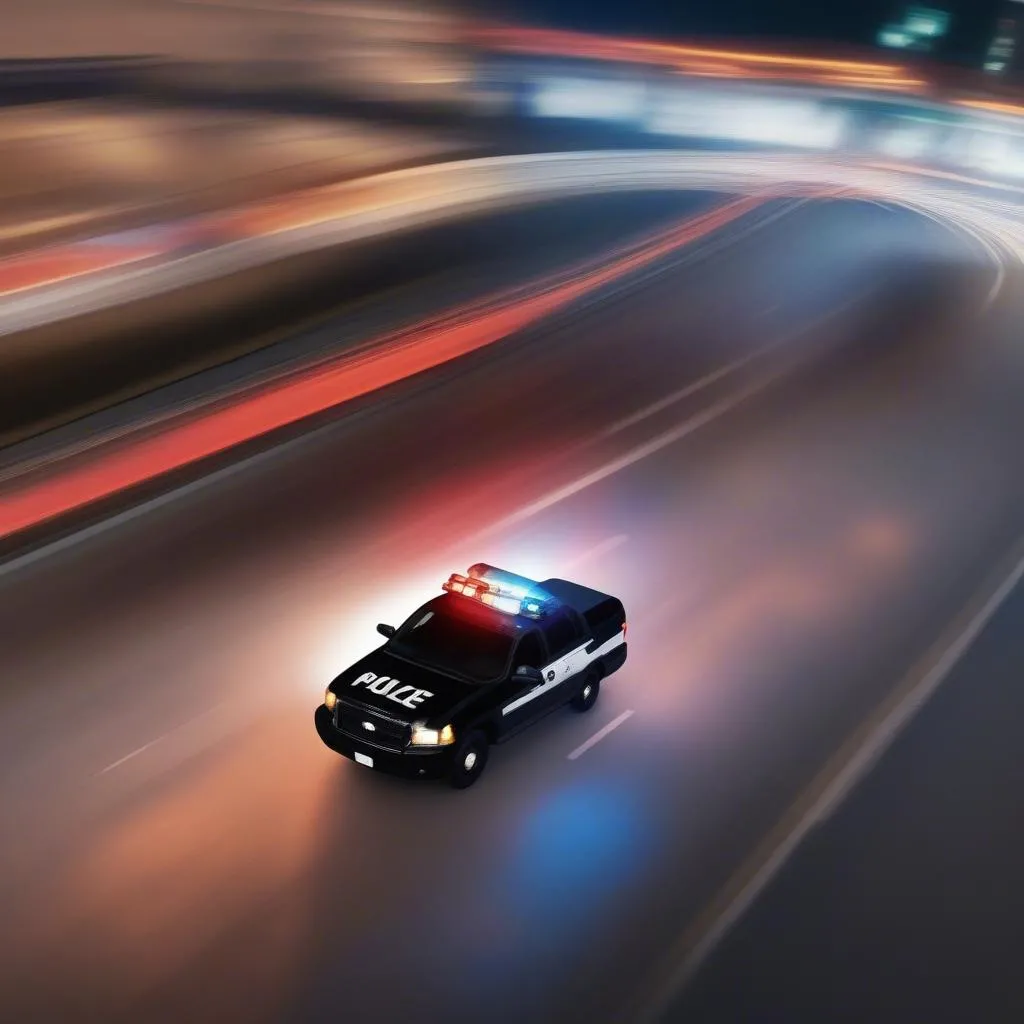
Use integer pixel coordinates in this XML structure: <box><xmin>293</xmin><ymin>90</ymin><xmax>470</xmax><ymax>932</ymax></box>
<box><xmin>314</xmin><ymin>564</ymin><xmax>627</xmax><ymax>788</ymax></box>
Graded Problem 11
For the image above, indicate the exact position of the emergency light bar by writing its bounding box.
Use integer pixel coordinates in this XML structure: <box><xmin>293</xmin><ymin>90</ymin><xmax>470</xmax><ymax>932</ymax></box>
<box><xmin>443</xmin><ymin>564</ymin><xmax>557</xmax><ymax>619</ymax></box>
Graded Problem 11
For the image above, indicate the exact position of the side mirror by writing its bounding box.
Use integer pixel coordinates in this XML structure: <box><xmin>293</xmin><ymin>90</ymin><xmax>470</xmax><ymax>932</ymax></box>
<box><xmin>513</xmin><ymin>665</ymin><xmax>543</xmax><ymax>686</ymax></box>
<box><xmin>376</xmin><ymin>623</ymin><xmax>396</xmax><ymax>639</ymax></box>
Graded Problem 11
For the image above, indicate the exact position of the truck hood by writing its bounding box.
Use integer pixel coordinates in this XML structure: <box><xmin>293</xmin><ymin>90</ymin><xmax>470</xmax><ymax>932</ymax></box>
<box><xmin>328</xmin><ymin>648</ymin><xmax>477</xmax><ymax>724</ymax></box>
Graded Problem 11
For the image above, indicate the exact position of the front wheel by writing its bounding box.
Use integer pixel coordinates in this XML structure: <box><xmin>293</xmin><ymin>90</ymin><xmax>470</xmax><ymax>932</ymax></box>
<box><xmin>570</xmin><ymin>673</ymin><xmax>600</xmax><ymax>712</ymax></box>
<box><xmin>449</xmin><ymin>730</ymin><xmax>489</xmax><ymax>789</ymax></box>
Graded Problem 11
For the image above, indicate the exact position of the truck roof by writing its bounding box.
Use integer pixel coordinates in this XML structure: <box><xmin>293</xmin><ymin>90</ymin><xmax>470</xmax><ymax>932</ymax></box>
<box><xmin>538</xmin><ymin>577</ymin><xmax>614</xmax><ymax>616</ymax></box>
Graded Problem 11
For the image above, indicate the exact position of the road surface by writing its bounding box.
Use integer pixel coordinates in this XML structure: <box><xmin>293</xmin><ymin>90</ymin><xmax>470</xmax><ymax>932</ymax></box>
<box><xmin>667</xmin><ymin>536</ymin><xmax>1024</xmax><ymax>1024</ymax></box>
<box><xmin>1</xmin><ymin>190</ymin><xmax>1022</xmax><ymax>1024</ymax></box>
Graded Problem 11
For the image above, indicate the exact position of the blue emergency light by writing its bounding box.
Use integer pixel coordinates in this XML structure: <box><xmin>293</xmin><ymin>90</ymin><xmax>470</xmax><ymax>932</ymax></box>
<box><xmin>443</xmin><ymin>564</ymin><xmax>557</xmax><ymax>619</ymax></box>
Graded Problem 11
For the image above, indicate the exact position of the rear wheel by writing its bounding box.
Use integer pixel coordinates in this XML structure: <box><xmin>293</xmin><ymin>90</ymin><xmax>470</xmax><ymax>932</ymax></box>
<box><xmin>449</xmin><ymin>730</ymin><xmax>489</xmax><ymax>789</ymax></box>
<box><xmin>570</xmin><ymin>672</ymin><xmax>600</xmax><ymax>712</ymax></box>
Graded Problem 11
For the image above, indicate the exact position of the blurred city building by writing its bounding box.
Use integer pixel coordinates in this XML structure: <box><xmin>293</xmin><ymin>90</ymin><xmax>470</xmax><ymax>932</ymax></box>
<box><xmin>0</xmin><ymin>0</ymin><xmax>477</xmax><ymax>106</ymax></box>
<box><xmin>0</xmin><ymin>0</ymin><xmax>481</xmax><ymax>256</ymax></box>
<box><xmin>303</xmin><ymin>1</ymin><xmax>473</xmax><ymax>102</ymax></box>
<box><xmin>984</xmin><ymin>1</ymin><xmax>1024</xmax><ymax>74</ymax></box>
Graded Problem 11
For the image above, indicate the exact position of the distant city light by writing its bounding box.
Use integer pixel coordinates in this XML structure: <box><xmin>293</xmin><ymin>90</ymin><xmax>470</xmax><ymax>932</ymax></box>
<box><xmin>878</xmin><ymin>28</ymin><xmax>913</xmax><ymax>49</ymax></box>
<box><xmin>878</xmin><ymin>6</ymin><xmax>950</xmax><ymax>51</ymax></box>
<box><xmin>906</xmin><ymin>13</ymin><xmax>947</xmax><ymax>36</ymax></box>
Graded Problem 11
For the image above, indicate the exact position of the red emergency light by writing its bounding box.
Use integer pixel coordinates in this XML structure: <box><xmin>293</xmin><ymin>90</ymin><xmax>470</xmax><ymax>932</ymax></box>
<box><xmin>442</xmin><ymin>567</ymin><xmax>555</xmax><ymax>618</ymax></box>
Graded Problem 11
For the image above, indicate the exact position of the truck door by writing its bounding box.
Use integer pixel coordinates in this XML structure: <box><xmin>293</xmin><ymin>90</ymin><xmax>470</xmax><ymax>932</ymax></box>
<box><xmin>498</xmin><ymin>629</ymin><xmax>550</xmax><ymax>732</ymax></box>
<box><xmin>540</xmin><ymin>610</ymin><xmax>590</xmax><ymax>693</ymax></box>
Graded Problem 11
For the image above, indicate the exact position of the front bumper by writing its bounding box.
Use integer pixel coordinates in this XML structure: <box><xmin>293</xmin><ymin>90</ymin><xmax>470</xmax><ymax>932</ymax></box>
<box><xmin>314</xmin><ymin>705</ymin><xmax>454</xmax><ymax>780</ymax></box>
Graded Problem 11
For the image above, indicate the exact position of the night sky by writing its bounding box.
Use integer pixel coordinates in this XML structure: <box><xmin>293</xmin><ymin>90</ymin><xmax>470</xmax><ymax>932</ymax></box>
<box><xmin>503</xmin><ymin>0</ymin><xmax>1004</xmax><ymax>66</ymax></box>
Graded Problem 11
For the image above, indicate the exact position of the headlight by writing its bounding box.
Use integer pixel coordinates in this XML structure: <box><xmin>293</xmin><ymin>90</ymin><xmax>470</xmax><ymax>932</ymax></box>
<box><xmin>324</xmin><ymin>689</ymin><xmax>337</xmax><ymax>712</ymax></box>
<box><xmin>410</xmin><ymin>722</ymin><xmax>455</xmax><ymax>746</ymax></box>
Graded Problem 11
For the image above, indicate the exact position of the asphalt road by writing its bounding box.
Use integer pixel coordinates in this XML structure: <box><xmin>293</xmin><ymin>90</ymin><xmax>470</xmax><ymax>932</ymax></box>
<box><xmin>2</xmin><ymin>190</ymin><xmax>1023</xmax><ymax>1024</ymax></box>
<box><xmin>669</xmin><ymin>539</ymin><xmax>1024</xmax><ymax>1024</ymax></box>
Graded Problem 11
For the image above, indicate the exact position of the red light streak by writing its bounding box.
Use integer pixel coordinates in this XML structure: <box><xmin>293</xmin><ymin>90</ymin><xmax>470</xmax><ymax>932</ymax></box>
<box><xmin>0</xmin><ymin>243</ymin><xmax>166</xmax><ymax>297</ymax></box>
<box><xmin>0</xmin><ymin>197</ymin><xmax>765</xmax><ymax>541</ymax></box>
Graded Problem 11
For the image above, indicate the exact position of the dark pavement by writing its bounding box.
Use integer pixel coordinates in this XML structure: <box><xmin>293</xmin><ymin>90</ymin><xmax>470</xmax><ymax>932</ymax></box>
<box><xmin>667</xmin><ymin>554</ymin><xmax>1024</xmax><ymax>1024</ymax></box>
<box><xmin>1</xmin><ymin>190</ymin><xmax>1023</xmax><ymax>1024</ymax></box>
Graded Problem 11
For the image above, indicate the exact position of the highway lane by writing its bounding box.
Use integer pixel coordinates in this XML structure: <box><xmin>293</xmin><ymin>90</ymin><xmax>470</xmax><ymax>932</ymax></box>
<box><xmin>664</xmin><ymin>533</ymin><xmax>1024</xmax><ymax>1024</ymax></box>
<box><xmin>0</xmin><ymin>191</ymin><xmax>1020</xmax><ymax>1024</ymax></box>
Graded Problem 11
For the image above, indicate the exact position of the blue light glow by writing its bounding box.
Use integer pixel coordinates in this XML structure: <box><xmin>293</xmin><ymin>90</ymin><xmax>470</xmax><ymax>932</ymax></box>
<box><xmin>411</xmin><ymin>778</ymin><xmax>655</xmax><ymax>1010</ymax></box>
<box><xmin>467</xmin><ymin>563</ymin><xmax>538</xmax><ymax>597</ymax></box>
<box><xmin>499</xmin><ymin>778</ymin><xmax>650</xmax><ymax>923</ymax></box>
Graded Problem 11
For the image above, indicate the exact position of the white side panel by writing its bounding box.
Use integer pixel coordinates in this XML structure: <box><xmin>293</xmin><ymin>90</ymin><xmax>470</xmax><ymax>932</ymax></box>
<box><xmin>500</xmin><ymin>630</ymin><xmax>625</xmax><ymax>716</ymax></box>
<box><xmin>579</xmin><ymin>630</ymin><xmax>626</xmax><ymax>669</ymax></box>
<box><xmin>501</xmin><ymin>660</ymin><xmax>561</xmax><ymax>716</ymax></box>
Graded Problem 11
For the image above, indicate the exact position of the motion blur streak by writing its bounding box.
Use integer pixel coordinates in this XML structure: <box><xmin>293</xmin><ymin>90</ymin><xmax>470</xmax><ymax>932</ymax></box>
<box><xmin>0</xmin><ymin>196</ymin><xmax>763</xmax><ymax>541</ymax></box>
<box><xmin>956</xmin><ymin>99</ymin><xmax>1024</xmax><ymax>117</ymax></box>
<box><xmin>5</xmin><ymin>149</ymin><xmax>1022</xmax><ymax>341</ymax></box>
<box><xmin>475</xmin><ymin>25</ymin><xmax>905</xmax><ymax>78</ymax></box>
<box><xmin>0</xmin><ymin>236</ymin><xmax>170</xmax><ymax>297</ymax></box>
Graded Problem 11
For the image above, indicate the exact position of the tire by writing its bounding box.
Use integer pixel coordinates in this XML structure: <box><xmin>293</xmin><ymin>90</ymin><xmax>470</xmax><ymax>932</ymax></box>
<box><xmin>570</xmin><ymin>672</ymin><xmax>600</xmax><ymax>712</ymax></box>
<box><xmin>449</xmin><ymin>730</ymin><xmax>489</xmax><ymax>789</ymax></box>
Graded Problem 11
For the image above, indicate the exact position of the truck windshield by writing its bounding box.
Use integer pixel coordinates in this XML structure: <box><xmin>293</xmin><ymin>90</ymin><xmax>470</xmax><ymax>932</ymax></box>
<box><xmin>389</xmin><ymin>608</ymin><xmax>513</xmax><ymax>683</ymax></box>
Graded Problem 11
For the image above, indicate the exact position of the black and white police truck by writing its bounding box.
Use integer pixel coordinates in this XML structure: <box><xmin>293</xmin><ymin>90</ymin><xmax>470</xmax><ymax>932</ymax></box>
<box><xmin>314</xmin><ymin>563</ymin><xmax>628</xmax><ymax>788</ymax></box>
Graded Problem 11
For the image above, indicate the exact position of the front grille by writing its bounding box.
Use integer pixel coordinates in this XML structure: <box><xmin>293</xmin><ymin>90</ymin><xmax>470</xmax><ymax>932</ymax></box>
<box><xmin>336</xmin><ymin>701</ymin><xmax>410</xmax><ymax>751</ymax></box>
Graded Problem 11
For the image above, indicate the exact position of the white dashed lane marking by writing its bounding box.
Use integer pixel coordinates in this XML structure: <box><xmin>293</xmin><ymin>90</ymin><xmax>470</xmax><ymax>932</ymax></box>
<box><xmin>568</xmin><ymin>709</ymin><xmax>635</xmax><ymax>761</ymax></box>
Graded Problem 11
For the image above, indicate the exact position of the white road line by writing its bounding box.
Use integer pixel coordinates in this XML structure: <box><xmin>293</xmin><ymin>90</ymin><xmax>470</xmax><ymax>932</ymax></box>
<box><xmin>469</xmin><ymin>290</ymin><xmax>876</xmax><ymax>547</ymax></box>
<box><xmin>982</xmin><ymin>259</ymin><xmax>1006</xmax><ymax>313</ymax></box>
<box><xmin>601</xmin><ymin>291</ymin><xmax>869</xmax><ymax>439</ymax></box>
<box><xmin>0</xmin><ymin>415</ymin><xmax>333</xmax><ymax>579</ymax></box>
<box><xmin>634</xmin><ymin>534</ymin><xmax>1024</xmax><ymax>1023</ymax></box>
<box><xmin>97</xmin><ymin>738</ymin><xmax>163</xmax><ymax>775</ymax></box>
<box><xmin>869</xmin><ymin>194</ymin><xmax>1006</xmax><ymax>316</ymax></box>
<box><xmin>600</xmin><ymin>353</ymin><xmax>767</xmax><ymax>438</ymax></box>
<box><xmin>95</xmin><ymin>699</ymin><xmax>229</xmax><ymax>777</ymax></box>
<box><xmin>561</xmin><ymin>534</ymin><xmax>629</xmax><ymax>572</ymax></box>
<box><xmin>568</xmin><ymin>709</ymin><xmax>635</xmax><ymax>761</ymax></box>
<box><xmin>472</xmin><ymin>360</ymin><xmax>795</xmax><ymax>543</ymax></box>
